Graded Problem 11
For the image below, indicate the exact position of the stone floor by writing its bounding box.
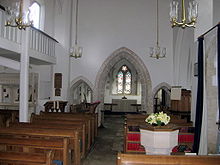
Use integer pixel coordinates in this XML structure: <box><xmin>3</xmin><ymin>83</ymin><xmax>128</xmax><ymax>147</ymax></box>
<box><xmin>82</xmin><ymin>115</ymin><xmax>124</xmax><ymax>165</ymax></box>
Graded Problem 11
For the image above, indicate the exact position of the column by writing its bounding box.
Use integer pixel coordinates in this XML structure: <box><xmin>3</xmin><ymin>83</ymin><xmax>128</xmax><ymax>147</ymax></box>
<box><xmin>19</xmin><ymin>28</ymin><xmax>30</xmax><ymax>122</ymax></box>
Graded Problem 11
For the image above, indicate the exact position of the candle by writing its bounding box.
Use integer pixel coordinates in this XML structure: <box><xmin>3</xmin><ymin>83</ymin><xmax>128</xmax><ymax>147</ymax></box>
<box><xmin>57</xmin><ymin>101</ymin><xmax>59</xmax><ymax>110</ymax></box>
<box><xmin>53</xmin><ymin>101</ymin><xmax>55</xmax><ymax>109</ymax></box>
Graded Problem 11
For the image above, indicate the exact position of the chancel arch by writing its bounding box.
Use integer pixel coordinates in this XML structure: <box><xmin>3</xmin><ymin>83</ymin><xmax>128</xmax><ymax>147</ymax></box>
<box><xmin>152</xmin><ymin>82</ymin><xmax>171</xmax><ymax>113</ymax></box>
<box><xmin>69</xmin><ymin>76</ymin><xmax>94</xmax><ymax>105</ymax></box>
<box><xmin>94</xmin><ymin>47</ymin><xmax>153</xmax><ymax>124</ymax></box>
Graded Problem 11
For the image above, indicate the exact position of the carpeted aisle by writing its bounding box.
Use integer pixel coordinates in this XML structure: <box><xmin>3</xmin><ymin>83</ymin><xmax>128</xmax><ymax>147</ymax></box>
<box><xmin>82</xmin><ymin>115</ymin><xmax>124</xmax><ymax>165</ymax></box>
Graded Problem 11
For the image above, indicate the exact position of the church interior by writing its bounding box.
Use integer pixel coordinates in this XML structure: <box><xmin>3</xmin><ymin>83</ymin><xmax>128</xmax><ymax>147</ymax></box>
<box><xmin>0</xmin><ymin>0</ymin><xmax>220</xmax><ymax>164</ymax></box>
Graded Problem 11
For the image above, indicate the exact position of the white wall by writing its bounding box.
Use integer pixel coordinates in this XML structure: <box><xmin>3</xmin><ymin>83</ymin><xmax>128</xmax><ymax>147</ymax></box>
<box><xmin>213</xmin><ymin>0</ymin><xmax>220</xmax><ymax>26</ymax></box>
<box><xmin>195</xmin><ymin>0</ymin><xmax>213</xmax><ymax>40</ymax></box>
<box><xmin>54</xmin><ymin>0</ymin><xmax>72</xmax><ymax>51</ymax></box>
<box><xmin>0</xmin><ymin>0</ymin><xmax>11</xmax><ymax>7</ymax></box>
<box><xmin>52</xmin><ymin>44</ymin><xmax>70</xmax><ymax>101</ymax></box>
<box><xmin>30</xmin><ymin>44</ymin><xmax>69</xmax><ymax>113</ymax></box>
<box><xmin>31</xmin><ymin>65</ymin><xmax>53</xmax><ymax>113</ymax></box>
<box><xmin>43</xmin><ymin>0</ymin><xmax>55</xmax><ymax>37</ymax></box>
<box><xmin>67</xmin><ymin>0</ymin><xmax>173</xmax><ymax>90</ymax></box>
<box><xmin>173</xmin><ymin>27</ymin><xmax>194</xmax><ymax>89</ymax></box>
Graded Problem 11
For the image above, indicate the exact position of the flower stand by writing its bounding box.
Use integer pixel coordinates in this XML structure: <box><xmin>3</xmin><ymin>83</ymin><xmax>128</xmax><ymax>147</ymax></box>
<box><xmin>140</xmin><ymin>125</ymin><xmax>179</xmax><ymax>155</ymax></box>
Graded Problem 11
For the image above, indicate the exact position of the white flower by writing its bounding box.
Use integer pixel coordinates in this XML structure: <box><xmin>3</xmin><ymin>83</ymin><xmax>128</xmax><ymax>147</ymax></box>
<box><xmin>145</xmin><ymin>111</ymin><xmax>170</xmax><ymax>126</ymax></box>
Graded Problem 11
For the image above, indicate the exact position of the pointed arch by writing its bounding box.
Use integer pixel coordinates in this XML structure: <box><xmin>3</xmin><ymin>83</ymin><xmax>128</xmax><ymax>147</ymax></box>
<box><xmin>69</xmin><ymin>76</ymin><xmax>94</xmax><ymax>104</ymax></box>
<box><xmin>152</xmin><ymin>82</ymin><xmax>171</xmax><ymax>112</ymax></box>
<box><xmin>152</xmin><ymin>82</ymin><xmax>171</xmax><ymax>98</ymax></box>
<box><xmin>94</xmin><ymin>47</ymin><xmax>153</xmax><ymax>117</ymax></box>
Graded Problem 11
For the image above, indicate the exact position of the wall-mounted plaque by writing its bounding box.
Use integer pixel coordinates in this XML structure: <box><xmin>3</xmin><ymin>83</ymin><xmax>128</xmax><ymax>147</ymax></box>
<box><xmin>54</xmin><ymin>73</ymin><xmax>62</xmax><ymax>96</ymax></box>
<box><xmin>54</xmin><ymin>73</ymin><xmax>62</xmax><ymax>89</ymax></box>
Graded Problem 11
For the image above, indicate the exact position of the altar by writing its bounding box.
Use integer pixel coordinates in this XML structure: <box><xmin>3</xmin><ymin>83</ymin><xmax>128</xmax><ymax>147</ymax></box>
<box><xmin>111</xmin><ymin>99</ymin><xmax>137</xmax><ymax>112</ymax></box>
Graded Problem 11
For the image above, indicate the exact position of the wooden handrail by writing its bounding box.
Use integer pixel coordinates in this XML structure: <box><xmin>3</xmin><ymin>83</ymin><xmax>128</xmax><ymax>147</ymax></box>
<box><xmin>31</xmin><ymin>26</ymin><xmax>59</xmax><ymax>43</ymax></box>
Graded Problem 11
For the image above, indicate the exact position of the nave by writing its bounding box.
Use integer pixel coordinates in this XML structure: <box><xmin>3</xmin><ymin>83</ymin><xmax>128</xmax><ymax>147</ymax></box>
<box><xmin>0</xmin><ymin>109</ymin><xmax>220</xmax><ymax>165</ymax></box>
<box><xmin>82</xmin><ymin>115</ymin><xmax>124</xmax><ymax>165</ymax></box>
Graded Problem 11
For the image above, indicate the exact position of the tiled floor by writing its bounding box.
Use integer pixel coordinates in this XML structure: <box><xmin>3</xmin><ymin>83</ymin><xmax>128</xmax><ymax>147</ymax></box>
<box><xmin>82</xmin><ymin>115</ymin><xmax>124</xmax><ymax>165</ymax></box>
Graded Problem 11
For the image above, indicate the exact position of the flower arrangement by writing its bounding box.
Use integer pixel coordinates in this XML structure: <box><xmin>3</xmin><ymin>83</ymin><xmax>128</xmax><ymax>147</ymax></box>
<box><xmin>145</xmin><ymin>112</ymin><xmax>170</xmax><ymax>126</ymax></box>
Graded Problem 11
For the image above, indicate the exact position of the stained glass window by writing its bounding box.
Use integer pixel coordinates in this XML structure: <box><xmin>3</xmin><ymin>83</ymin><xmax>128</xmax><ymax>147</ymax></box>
<box><xmin>124</xmin><ymin>71</ymin><xmax>131</xmax><ymax>94</ymax></box>
<box><xmin>29</xmin><ymin>2</ymin><xmax>40</xmax><ymax>29</ymax></box>
<box><xmin>122</xmin><ymin>65</ymin><xmax>127</xmax><ymax>71</ymax></box>
<box><xmin>117</xmin><ymin>71</ymin><xmax>123</xmax><ymax>94</ymax></box>
<box><xmin>117</xmin><ymin>65</ymin><xmax>132</xmax><ymax>94</ymax></box>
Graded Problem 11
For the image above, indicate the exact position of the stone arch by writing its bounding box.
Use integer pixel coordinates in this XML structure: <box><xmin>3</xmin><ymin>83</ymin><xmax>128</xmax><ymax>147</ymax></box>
<box><xmin>69</xmin><ymin>76</ymin><xmax>94</xmax><ymax>104</ymax></box>
<box><xmin>152</xmin><ymin>82</ymin><xmax>171</xmax><ymax>98</ymax></box>
<box><xmin>94</xmin><ymin>47</ymin><xmax>153</xmax><ymax>118</ymax></box>
<box><xmin>152</xmin><ymin>82</ymin><xmax>171</xmax><ymax>112</ymax></box>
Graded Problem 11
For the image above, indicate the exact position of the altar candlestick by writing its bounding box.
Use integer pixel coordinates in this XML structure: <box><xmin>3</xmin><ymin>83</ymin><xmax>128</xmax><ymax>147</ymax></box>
<box><xmin>57</xmin><ymin>101</ymin><xmax>59</xmax><ymax>110</ymax></box>
<box><xmin>53</xmin><ymin>101</ymin><xmax>55</xmax><ymax>109</ymax></box>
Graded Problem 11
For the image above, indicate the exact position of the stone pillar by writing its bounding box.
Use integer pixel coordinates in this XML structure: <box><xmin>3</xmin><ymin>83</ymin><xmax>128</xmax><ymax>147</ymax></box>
<box><xmin>206</xmin><ymin>52</ymin><xmax>218</xmax><ymax>153</ymax></box>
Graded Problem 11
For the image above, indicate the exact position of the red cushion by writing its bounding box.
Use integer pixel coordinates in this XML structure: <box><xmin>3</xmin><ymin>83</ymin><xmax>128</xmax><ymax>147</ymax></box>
<box><xmin>178</xmin><ymin>134</ymin><xmax>194</xmax><ymax>143</ymax></box>
<box><xmin>127</xmin><ymin>142</ymin><xmax>145</xmax><ymax>151</ymax></box>
<box><xmin>127</xmin><ymin>133</ymin><xmax>140</xmax><ymax>141</ymax></box>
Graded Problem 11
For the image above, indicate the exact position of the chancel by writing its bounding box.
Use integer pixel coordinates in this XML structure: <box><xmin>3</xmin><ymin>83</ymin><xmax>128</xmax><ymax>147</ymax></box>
<box><xmin>0</xmin><ymin>0</ymin><xmax>220</xmax><ymax>165</ymax></box>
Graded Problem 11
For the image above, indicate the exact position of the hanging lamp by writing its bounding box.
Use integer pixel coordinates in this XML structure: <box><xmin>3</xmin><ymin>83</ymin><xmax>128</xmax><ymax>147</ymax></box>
<box><xmin>149</xmin><ymin>0</ymin><xmax>166</xmax><ymax>59</ymax></box>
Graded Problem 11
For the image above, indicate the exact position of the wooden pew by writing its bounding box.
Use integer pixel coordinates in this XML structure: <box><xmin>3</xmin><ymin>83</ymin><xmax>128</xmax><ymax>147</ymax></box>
<box><xmin>31</xmin><ymin>114</ymin><xmax>94</xmax><ymax>145</ymax></box>
<box><xmin>123</xmin><ymin>123</ymin><xmax>145</xmax><ymax>154</ymax></box>
<box><xmin>40</xmin><ymin>111</ymin><xmax>98</xmax><ymax>137</ymax></box>
<box><xmin>30</xmin><ymin>115</ymin><xmax>91</xmax><ymax>151</ymax></box>
<box><xmin>0</xmin><ymin>127</ymin><xmax>80</xmax><ymax>165</ymax></box>
<box><xmin>9</xmin><ymin>122</ymin><xmax>86</xmax><ymax>158</ymax></box>
<box><xmin>0</xmin><ymin>150</ymin><xmax>54</xmax><ymax>165</ymax></box>
<box><xmin>39</xmin><ymin>111</ymin><xmax>96</xmax><ymax>135</ymax></box>
<box><xmin>117</xmin><ymin>153</ymin><xmax>220</xmax><ymax>165</ymax></box>
<box><xmin>0</xmin><ymin>137</ymin><xmax>63</xmax><ymax>164</ymax></box>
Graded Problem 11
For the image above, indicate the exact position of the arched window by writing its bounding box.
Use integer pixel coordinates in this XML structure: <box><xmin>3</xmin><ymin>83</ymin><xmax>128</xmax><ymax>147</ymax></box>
<box><xmin>117</xmin><ymin>65</ymin><xmax>132</xmax><ymax>94</ymax></box>
<box><xmin>29</xmin><ymin>2</ymin><xmax>40</xmax><ymax>29</ymax></box>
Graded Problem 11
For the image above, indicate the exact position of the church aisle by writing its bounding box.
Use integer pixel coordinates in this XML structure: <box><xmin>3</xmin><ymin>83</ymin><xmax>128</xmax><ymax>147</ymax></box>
<box><xmin>82</xmin><ymin>115</ymin><xmax>124</xmax><ymax>165</ymax></box>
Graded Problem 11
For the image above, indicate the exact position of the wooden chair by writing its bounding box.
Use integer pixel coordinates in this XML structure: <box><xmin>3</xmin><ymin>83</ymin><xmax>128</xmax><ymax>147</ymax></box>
<box><xmin>0</xmin><ymin>110</ymin><xmax>19</xmax><ymax>127</ymax></box>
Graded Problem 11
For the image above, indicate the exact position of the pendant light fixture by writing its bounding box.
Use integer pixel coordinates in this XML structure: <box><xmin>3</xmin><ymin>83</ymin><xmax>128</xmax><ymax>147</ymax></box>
<box><xmin>170</xmin><ymin>0</ymin><xmax>198</xmax><ymax>28</ymax></box>
<box><xmin>70</xmin><ymin>0</ymin><xmax>83</xmax><ymax>58</ymax></box>
<box><xmin>5</xmin><ymin>0</ymin><xmax>33</xmax><ymax>30</ymax></box>
<box><xmin>149</xmin><ymin>0</ymin><xmax>166</xmax><ymax>59</ymax></box>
